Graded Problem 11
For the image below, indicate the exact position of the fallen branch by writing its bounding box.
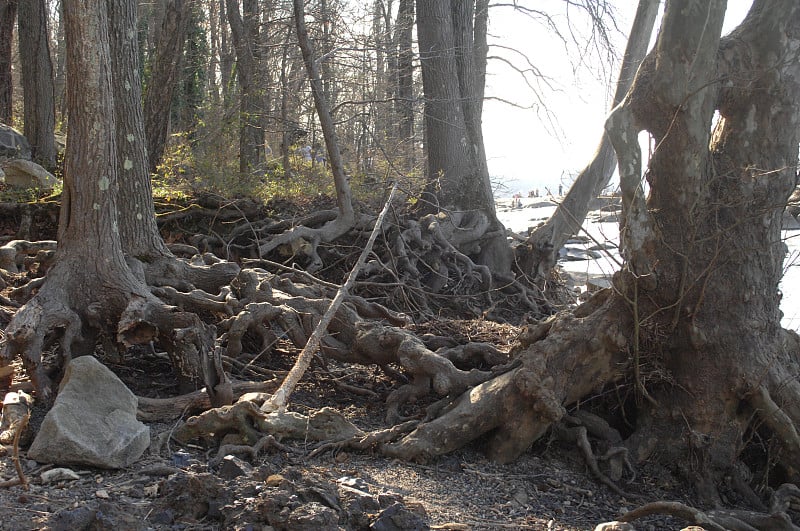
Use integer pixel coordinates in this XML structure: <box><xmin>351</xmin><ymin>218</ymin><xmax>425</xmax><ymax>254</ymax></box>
<box><xmin>261</xmin><ymin>183</ymin><xmax>398</xmax><ymax>413</ymax></box>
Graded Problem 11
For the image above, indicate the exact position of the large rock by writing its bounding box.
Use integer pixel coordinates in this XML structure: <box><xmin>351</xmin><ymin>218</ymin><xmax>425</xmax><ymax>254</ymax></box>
<box><xmin>0</xmin><ymin>158</ymin><xmax>58</xmax><ymax>189</ymax></box>
<box><xmin>28</xmin><ymin>356</ymin><xmax>150</xmax><ymax>469</ymax></box>
<box><xmin>0</xmin><ymin>123</ymin><xmax>31</xmax><ymax>160</ymax></box>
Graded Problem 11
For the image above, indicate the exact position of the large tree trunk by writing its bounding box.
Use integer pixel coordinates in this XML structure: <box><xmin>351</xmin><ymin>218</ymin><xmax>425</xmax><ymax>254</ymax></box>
<box><xmin>394</xmin><ymin>0</ymin><xmax>414</xmax><ymax>170</ymax></box>
<box><xmin>415</xmin><ymin>0</ymin><xmax>513</xmax><ymax>279</ymax></box>
<box><xmin>605</xmin><ymin>0</ymin><xmax>800</xmax><ymax>501</ymax></box>
<box><xmin>416</xmin><ymin>0</ymin><xmax>494</xmax><ymax>217</ymax></box>
<box><xmin>143</xmin><ymin>0</ymin><xmax>190</xmax><ymax>174</ymax></box>
<box><xmin>108</xmin><ymin>0</ymin><xmax>172</xmax><ymax>261</ymax></box>
<box><xmin>387</xmin><ymin>0</ymin><xmax>800</xmax><ymax>515</ymax></box>
<box><xmin>0</xmin><ymin>0</ymin><xmax>16</xmax><ymax>124</ymax></box>
<box><xmin>1</xmin><ymin>0</ymin><xmax>233</xmax><ymax>406</ymax></box>
<box><xmin>519</xmin><ymin>0</ymin><xmax>659</xmax><ymax>279</ymax></box>
<box><xmin>17</xmin><ymin>0</ymin><xmax>56</xmax><ymax>170</ymax></box>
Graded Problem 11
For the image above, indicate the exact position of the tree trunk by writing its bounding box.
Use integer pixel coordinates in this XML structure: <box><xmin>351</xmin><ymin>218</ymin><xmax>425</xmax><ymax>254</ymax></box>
<box><xmin>143</xmin><ymin>0</ymin><xmax>190</xmax><ymax>174</ymax></box>
<box><xmin>605</xmin><ymin>0</ymin><xmax>800</xmax><ymax>500</ymax></box>
<box><xmin>0</xmin><ymin>0</ymin><xmax>16</xmax><ymax>124</ymax></box>
<box><xmin>394</xmin><ymin>0</ymin><xmax>414</xmax><ymax>170</ymax></box>
<box><xmin>292</xmin><ymin>0</ymin><xmax>351</xmax><ymax>226</ymax></box>
<box><xmin>17</xmin><ymin>0</ymin><xmax>56</xmax><ymax>169</ymax></box>
<box><xmin>107</xmin><ymin>0</ymin><xmax>172</xmax><ymax>260</ymax></box>
<box><xmin>519</xmin><ymin>0</ymin><xmax>659</xmax><ymax>279</ymax></box>
<box><xmin>226</xmin><ymin>0</ymin><xmax>266</xmax><ymax>177</ymax></box>
<box><xmin>387</xmin><ymin>1</ymin><xmax>800</xmax><ymax>513</ymax></box>
<box><xmin>415</xmin><ymin>0</ymin><xmax>512</xmax><ymax>277</ymax></box>
<box><xmin>416</xmin><ymin>0</ymin><xmax>493</xmax><ymax>216</ymax></box>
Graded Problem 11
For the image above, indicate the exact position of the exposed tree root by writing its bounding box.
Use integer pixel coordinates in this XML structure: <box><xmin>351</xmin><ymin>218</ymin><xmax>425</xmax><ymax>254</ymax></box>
<box><xmin>381</xmin><ymin>294</ymin><xmax>631</xmax><ymax>463</ymax></box>
<box><xmin>136</xmin><ymin>380</ymin><xmax>276</xmax><ymax>422</ymax></box>
<box><xmin>0</xmin><ymin>394</ymin><xmax>30</xmax><ymax>490</ymax></box>
<box><xmin>619</xmin><ymin>484</ymin><xmax>800</xmax><ymax>531</ymax></box>
<box><xmin>0</xmin><ymin>239</ymin><xmax>57</xmax><ymax>274</ymax></box>
<box><xmin>173</xmin><ymin>402</ymin><xmax>363</xmax><ymax>447</ymax></box>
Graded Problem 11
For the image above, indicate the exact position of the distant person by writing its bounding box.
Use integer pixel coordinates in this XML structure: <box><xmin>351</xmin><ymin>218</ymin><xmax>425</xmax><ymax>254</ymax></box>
<box><xmin>558</xmin><ymin>184</ymin><xmax>563</xmax><ymax>196</ymax></box>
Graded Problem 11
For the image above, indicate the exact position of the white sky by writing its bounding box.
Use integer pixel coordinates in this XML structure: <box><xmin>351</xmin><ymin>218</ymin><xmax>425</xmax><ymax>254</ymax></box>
<box><xmin>483</xmin><ymin>0</ymin><xmax>754</xmax><ymax>197</ymax></box>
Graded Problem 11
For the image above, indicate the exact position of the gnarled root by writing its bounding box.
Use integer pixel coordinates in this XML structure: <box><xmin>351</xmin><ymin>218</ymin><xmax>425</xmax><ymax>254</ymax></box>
<box><xmin>350</xmin><ymin>321</ymin><xmax>498</xmax><ymax>422</ymax></box>
<box><xmin>619</xmin><ymin>484</ymin><xmax>800</xmax><ymax>531</ymax></box>
<box><xmin>1</xmin><ymin>294</ymin><xmax>82</xmax><ymax>399</ymax></box>
<box><xmin>382</xmin><ymin>297</ymin><xmax>631</xmax><ymax>463</ymax></box>
<box><xmin>174</xmin><ymin>402</ymin><xmax>364</xmax><ymax>448</ymax></box>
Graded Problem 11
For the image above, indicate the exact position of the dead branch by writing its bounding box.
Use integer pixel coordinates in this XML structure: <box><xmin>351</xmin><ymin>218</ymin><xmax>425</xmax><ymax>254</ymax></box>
<box><xmin>261</xmin><ymin>183</ymin><xmax>398</xmax><ymax>413</ymax></box>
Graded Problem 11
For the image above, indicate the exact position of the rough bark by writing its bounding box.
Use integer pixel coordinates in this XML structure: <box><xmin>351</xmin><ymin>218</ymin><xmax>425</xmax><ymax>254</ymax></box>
<box><xmin>394</xmin><ymin>0</ymin><xmax>414</xmax><ymax>168</ymax></box>
<box><xmin>520</xmin><ymin>0</ymin><xmax>659</xmax><ymax>279</ymax></box>
<box><xmin>0</xmin><ymin>0</ymin><xmax>16</xmax><ymax>124</ymax></box>
<box><xmin>108</xmin><ymin>0</ymin><xmax>172</xmax><ymax>261</ymax></box>
<box><xmin>0</xmin><ymin>0</ymin><xmax>233</xmax><ymax>406</ymax></box>
<box><xmin>143</xmin><ymin>0</ymin><xmax>190</xmax><ymax>174</ymax></box>
<box><xmin>17</xmin><ymin>0</ymin><xmax>56</xmax><ymax>170</ymax></box>
<box><xmin>414</xmin><ymin>0</ymin><xmax>514</xmax><ymax>279</ymax></box>
<box><xmin>416</xmin><ymin>0</ymin><xmax>493</xmax><ymax>217</ymax></box>
<box><xmin>604</xmin><ymin>0</ymin><xmax>800</xmax><ymax>499</ymax></box>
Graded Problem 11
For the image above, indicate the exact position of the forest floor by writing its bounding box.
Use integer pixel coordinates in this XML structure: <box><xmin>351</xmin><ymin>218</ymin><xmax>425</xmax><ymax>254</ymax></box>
<box><xmin>0</xmin><ymin>192</ymin><xmax>713</xmax><ymax>530</ymax></box>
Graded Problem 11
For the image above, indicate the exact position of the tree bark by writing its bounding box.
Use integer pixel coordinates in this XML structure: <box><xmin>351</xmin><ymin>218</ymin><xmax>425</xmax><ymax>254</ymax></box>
<box><xmin>226</xmin><ymin>0</ymin><xmax>266</xmax><ymax>177</ymax></box>
<box><xmin>0</xmin><ymin>0</ymin><xmax>16</xmax><ymax>124</ymax></box>
<box><xmin>394</xmin><ymin>0</ymin><xmax>414</xmax><ymax>169</ymax></box>
<box><xmin>143</xmin><ymin>0</ymin><xmax>190</xmax><ymax>174</ymax></box>
<box><xmin>605</xmin><ymin>0</ymin><xmax>800</xmax><ymax>498</ymax></box>
<box><xmin>416</xmin><ymin>0</ymin><xmax>494</xmax><ymax>217</ymax></box>
<box><xmin>108</xmin><ymin>0</ymin><xmax>172</xmax><ymax>261</ymax></box>
<box><xmin>17</xmin><ymin>0</ymin><xmax>56</xmax><ymax>169</ymax></box>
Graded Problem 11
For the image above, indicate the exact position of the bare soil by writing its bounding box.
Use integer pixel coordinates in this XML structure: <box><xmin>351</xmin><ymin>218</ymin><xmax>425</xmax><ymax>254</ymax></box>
<box><xmin>0</xmin><ymin>323</ymin><xmax>699</xmax><ymax>531</ymax></box>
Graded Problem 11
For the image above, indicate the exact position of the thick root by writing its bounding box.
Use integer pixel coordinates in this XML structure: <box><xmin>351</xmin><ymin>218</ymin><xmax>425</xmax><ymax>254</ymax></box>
<box><xmin>382</xmin><ymin>296</ymin><xmax>631</xmax><ymax>462</ymax></box>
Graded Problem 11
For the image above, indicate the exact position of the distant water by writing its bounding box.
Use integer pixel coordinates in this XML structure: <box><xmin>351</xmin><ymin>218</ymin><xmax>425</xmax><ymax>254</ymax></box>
<box><xmin>497</xmin><ymin>199</ymin><xmax>800</xmax><ymax>332</ymax></box>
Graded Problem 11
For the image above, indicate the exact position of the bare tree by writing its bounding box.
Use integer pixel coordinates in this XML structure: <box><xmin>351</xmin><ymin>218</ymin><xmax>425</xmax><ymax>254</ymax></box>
<box><xmin>143</xmin><ymin>0</ymin><xmax>190</xmax><ymax>174</ymax></box>
<box><xmin>226</xmin><ymin>0</ymin><xmax>267</xmax><ymax>177</ymax></box>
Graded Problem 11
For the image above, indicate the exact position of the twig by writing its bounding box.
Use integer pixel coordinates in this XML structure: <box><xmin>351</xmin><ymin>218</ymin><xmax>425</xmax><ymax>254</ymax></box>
<box><xmin>0</xmin><ymin>412</ymin><xmax>30</xmax><ymax>490</ymax></box>
<box><xmin>262</xmin><ymin>183</ymin><xmax>399</xmax><ymax>413</ymax></box>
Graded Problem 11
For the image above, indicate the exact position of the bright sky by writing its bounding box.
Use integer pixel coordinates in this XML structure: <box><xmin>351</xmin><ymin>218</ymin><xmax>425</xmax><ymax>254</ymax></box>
<box><xmin>483</xmin><ymin>0</ymin><xmax>754</xmax><ymax>198</ymax></box>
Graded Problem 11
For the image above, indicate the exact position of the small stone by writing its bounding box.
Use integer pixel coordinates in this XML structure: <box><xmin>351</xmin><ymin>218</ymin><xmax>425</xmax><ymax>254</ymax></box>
<box><xmin>594</xmin><ymin>522</ymin><xmax>636</xmax><ymax>531</ymax></box>
<box><xmin>218</xmin><ymin>455</ymin><xmax>250</xmax><ymax>480</ymax></box>
<box><xmin>149</xmin><ymin>509</ymin><xmax>175</xmax><ymax>525</ymax></box>
<box><xmin>370</xmin><ymin>502</ymin><xmax>429</xmax><ymax>531</ymax></box>
<box><xmin>266</xmin><ymin>474</ymin><xmax>286</xmax><ymax>487</ymax></box>
<box><xmin>337</xmin><ymin>476</ymin><xmax>370</xmax><ymax>493</ymax></box>
<box><xmin>95</xmin><ymin>489</ymin><xmax>110</xmax><ymax>499</ymax></box>
<box><xmin>41</xmin><ymin>468</ymin><xmax>80</xmax><ymax>483</ymax></box>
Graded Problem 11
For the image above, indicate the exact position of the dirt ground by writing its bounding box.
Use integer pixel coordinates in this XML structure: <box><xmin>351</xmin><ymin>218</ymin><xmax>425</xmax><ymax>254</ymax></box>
<box><xmin>0</xmin><ymin>331</ymin><xmax>703</xmax><ymax>531</ymax></box>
